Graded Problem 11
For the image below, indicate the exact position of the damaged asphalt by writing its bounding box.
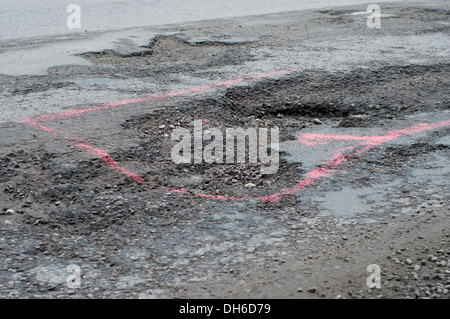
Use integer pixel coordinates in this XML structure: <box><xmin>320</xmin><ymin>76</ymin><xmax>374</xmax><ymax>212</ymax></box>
<box><xmin>0</xmin><ymin>2</ymin><xmax>449</xmax><ymax>299</ymax></box>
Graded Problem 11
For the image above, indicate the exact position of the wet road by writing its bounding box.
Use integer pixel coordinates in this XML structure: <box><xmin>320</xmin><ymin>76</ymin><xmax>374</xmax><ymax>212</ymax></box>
<box><xmin>0</xmin><ymin>1</ymin><xmax>449</xmax><ymax>300</ymax></box>
<box><xmin>1</xmin><ymin>0</ymin><xmax>417</xmax><ymax>40</ymax></box>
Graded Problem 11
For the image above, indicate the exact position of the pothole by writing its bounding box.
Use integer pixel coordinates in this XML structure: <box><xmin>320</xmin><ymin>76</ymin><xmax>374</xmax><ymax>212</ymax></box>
<box><xmin>81</xmin><ymin>35</ymin><xmax>256</xmax><ymax>77</ymax></box>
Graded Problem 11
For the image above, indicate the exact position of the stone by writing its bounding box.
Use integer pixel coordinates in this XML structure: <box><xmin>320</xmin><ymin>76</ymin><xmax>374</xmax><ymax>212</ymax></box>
<box><xmin>313</xmin><ymin>119</ymin><xmax>323</xmax><ymax>125</ymax></box>
<box><xmin>245</xmin><ymin>183</ymin><xmax>256</xmax><ymax>188</ymax></box>
<box><xmin>1</xmin><ymin>209</ymin><xmax>15</xmax><ymax>216</ymax></box>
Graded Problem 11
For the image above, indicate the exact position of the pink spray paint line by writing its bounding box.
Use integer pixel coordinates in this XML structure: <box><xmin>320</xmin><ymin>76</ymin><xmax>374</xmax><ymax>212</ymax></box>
<box><xmin>18</xmin><ymin>116</ymin><xmax>350</xmax><ymax>202</ymax></box>
<box><xmin>192</xmin><ymin>119</ymin><xmax>450</xmax><ymax>202</ymax></box>
<box><xmin>20</xmin><ymin>118</ymin><xmax>450</xmax><ymax>202</ymax></box>
<box><xmin>19</xmin><ymin>70</ymin><xmax>297</xmax><ymax>124</ymax></box>
<box><xmin>14</xmin><ymin>68</ymin><xmax>449</xmax><ymax>202</ymax></box>
<box><xmin>73</xmin><ymin>142</ymin><xmax>146</xmax><ymax>185</ymax></box>
<box><xmin>18</xmin><ymin>119</ymin><xmax>146</xmax><ymax>185</ymax></box>
<box><xmin>15</xmin><ymin>69</ymin><xmax>296</xmax><ymax>200</ymax></box>
<box><xmin>94</xmin><ymin>120</ymin><xmax>450</xmax><ymax>202</ymax></box>
<box><xmin>17</xmin><ymin>118</ymin><xmax>86</xmax><ymax>143</ymax></box>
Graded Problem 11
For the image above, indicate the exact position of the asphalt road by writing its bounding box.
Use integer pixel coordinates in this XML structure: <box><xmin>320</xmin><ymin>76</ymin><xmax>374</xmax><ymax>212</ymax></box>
<box><xmin>1</xmin><ymin>0</ymin><xmax>418</xmax><ymax>40</ymax></box>
<box><xmin>0</xmin><ymin>1</ymin><xmax>449</xmax><ymax>300</ymax></box>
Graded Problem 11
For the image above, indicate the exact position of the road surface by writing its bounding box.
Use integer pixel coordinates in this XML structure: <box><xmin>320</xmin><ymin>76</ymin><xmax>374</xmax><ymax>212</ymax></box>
<box><xmin>0</xmin><ymin>1</ymin><xmax>449</xmax><ymax>300</ymax></box>
<box><xmin>1</xmin><ymin>0</ymin><xmax>417</xmax><ymax>40</ymax></box>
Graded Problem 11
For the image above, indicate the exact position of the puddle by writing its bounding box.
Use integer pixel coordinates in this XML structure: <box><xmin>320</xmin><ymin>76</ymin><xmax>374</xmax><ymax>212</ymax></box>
<box><xmin>316</xmin><ymin>187</ymin><xmax>371</xmax><ymax>217</ymax></box>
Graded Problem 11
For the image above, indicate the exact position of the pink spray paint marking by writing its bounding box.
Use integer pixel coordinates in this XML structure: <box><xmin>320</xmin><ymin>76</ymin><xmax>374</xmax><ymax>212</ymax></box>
<box><xmin>163</xmin><ymin>119</ymin><xmax>450</xmax><ymax>202</ymax></box>
<box><xmin>20</xmin><ymin>70</ymin><xmax>297</xmax><ymax>124</ymax></box>
<box><xmin>73</xmin><ymin>142</ymin><xmax>145</xmax><ymax>185</ymax></box>
<box><xmin>15</xmin><ymin>69</ymin><xmax>450</xmax><ymax>203</ymax></box>
<box><xmin>15</xmin><ymin>69</ymin><xmax>297</xmax><ymax>200</ymax></box>
<box><xmin>21</xmin><ymin>118</ymin><xmax>143</xmax><ymax>185</ymax></box>
<box><xmin>18</xmin><ymin>119</ymin><xmax>145</xmax><ymax>184</ymax></box>
<box><xmin>18</xmin><ymin>118</ymin><xmax>86</xmax><ymax>143</ymax></box>
<box><xmin>20</xmin><ymin>118</ymin><xmax>450</xmax><ymax>203</ymax></box>
<box><xmin>257</xmin><ymin>120</ymin><xmax>450</xmax><ymax>202</ymax></box>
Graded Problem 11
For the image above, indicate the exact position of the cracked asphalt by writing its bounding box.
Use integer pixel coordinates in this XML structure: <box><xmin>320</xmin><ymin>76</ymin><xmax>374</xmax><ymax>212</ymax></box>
<box><xmin>0</xmin><ymin>2</ymin><xmax>449</xmax><ymax>299</ymax></box>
